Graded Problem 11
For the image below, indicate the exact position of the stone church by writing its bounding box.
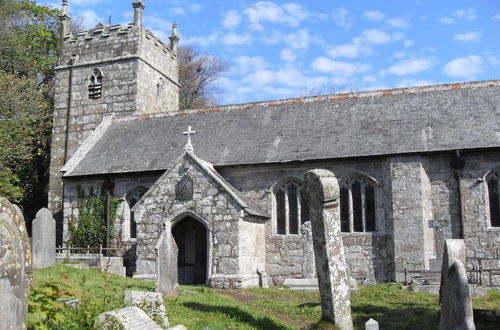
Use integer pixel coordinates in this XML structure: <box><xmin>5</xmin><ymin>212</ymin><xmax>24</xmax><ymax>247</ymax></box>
<box><xmin>48</xmin><ymin>1</ymin><xmax>500</xmax><ymax>288</ymax></box>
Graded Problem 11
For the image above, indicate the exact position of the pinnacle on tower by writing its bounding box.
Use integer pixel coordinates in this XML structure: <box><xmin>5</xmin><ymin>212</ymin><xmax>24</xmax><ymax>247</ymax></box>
<box><xmin>60</xmin><ymin>0</ymin><xmax>71</xmax><ymax>38</ymax></box>
<box><xmin>132</xmin><ymin>0</ymin><xmax>145</xmax><ymax>27</ymax></box>
<box><xmin>169</xmin><ymin>22</ymin><xmax>180</xmax><ymax>53</ymax></box>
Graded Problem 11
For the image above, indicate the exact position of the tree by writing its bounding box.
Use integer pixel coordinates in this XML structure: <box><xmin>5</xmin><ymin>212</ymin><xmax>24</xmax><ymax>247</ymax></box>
<box><xmin>0</xmin><ymin>0</ymin><xmax>59</xmax><ymax>221</ymax></box>
<box><xmin>178</xmin><ymin>45</ymin><xmax>229</xmax><ymax>110</ymax></box>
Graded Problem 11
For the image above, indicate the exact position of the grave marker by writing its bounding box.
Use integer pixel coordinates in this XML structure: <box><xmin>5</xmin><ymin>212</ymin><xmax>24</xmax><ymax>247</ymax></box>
<box><xmin>0</xmin><ymin>197</ymin><xmax>32</xmax><ymax>330</ymax></box>
<box><xmin>304</xmin><ymin>169</ymin><xmax>353</xmax><ymax>330</ymax></box>
<box><xmin>32</xmin><ymin>208</ymin><xmax>56</xmax><ymax>269</ymax></box>
<box><xmin>124</xmin><ymin>291</ymin><xmax>169</xmax><ymax>328</ymax></box>
<box><xmin>96</xmin><ymin>306</ymin><xmax>162</xmax><ymax>330</ymax></box>
<box><xmin>156</xmin><ymin>228</ymin><xmax>179</xmax><ymax>296</ymax></box>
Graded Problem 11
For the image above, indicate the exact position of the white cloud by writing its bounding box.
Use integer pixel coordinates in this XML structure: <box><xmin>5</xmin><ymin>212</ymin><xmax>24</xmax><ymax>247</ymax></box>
<box><xmin>284</xmin><ymin>29</ymin><xmax>310</xmax><ymax>49</ymax></box>
<box><xmin>171</xmin><ymin>7</ymin><xmax>186</xmax><ymax>15</ymax></box>
<box><xmin>396</xmin><ymin>79</ymin><xmax>434</xmax><ymax>88</ymax></box>
<box><xmin>453</xmin><ymin>31</ymin><xmax>482</xmax><ymax>42</ymax></box>
<box><xmin>311</xmin><ymin>57</ymin><xmax>370</xmax><ymax>76</ymax></box>
<box><xmin>222</xmin><ymin>10</ymin><xmax>241</xmax><ymax>29</ymax></box>
<box><xmin>280</xmin><ymin>49</ymin><xmax>297</xmax><ymax>62</ymax></box>
<box><xmin>327</xmin><ymin>43</ymin><xmax>366</xmax><ymax>58</ymax></box>
<box><xmin>72</xmin><ymin>0</ymin><xmax>109</xmax><ymax>5</ymax></box>
<box><xmin>333</xmin><ymin>7</ymin><xmax>353</xmax><ymax>29</ymax></box>
<box><xmin>244</xmin><ymin>1</ymin><xmax>309</xmax><ymax>30</ymax></box>
<box><xmin>393</xmin><ymin>51</ymin><xmax>406</xmax><ymax>59</ymax></box>
<box><xmin>388</xmin><ymin>58</ymin><xmax>434</xmax><ymax>75</ymax></box>
<box><xmin>404</xmin><ymin>39</ymin><xmax>414</xmax><ymax>48</ymax></box>
<box><xmin>494</xmin><ymin>13</ymin><xmax>500</xmax><ymax>20</ymax></box>
<box><xmin>77</xmin><ymin>10</ymin><xmax>103</xmax><ymax>28</ymax></box>
<box><xmin>387</xmin><ymin>17</ymin><xmax>409</xmax><ymax>29</ymax></box>
<box><xmin>222</xmin><ymin>33</ymin><xmax>252</xmax><ymax>45</ymax></box>
<box><xmin>443</xmin><ymin>55</ymin><xmax>483</xmax><ymax>78</ymax></box>
<box><xmin>453</xmin><ymin>8</ymin><xmax>476</xmax><ymax>21</ymax></box>
<box><xmin>183</xmin><ymin>32</ymin><xmax>219</xmax><ymax>47</ymax></box>
<box><xmin>243</xmin><ymin>68</ymin><xmax>327</xmax><ymax>89</ymax></box>
<box><xmin>360</xmin><ymin>29</ymin><xmax>392</xmax><ymax>44</ymax></box>
<box><xmin>235</xmin><ymin>56</ymin><xmax>269</xmax><ymax>74</ymax></box>
<box><xmin>363</xmin><ymin>10</ymin><xmax>385</xmax><ymax>21</ymax></box>
<box><xmin>440</xmin><ymin>16</ymin><xmax>454</xmax><ymax>24</ymax></box>
<box><xmin>487</xmin><ymin>55</ymin><xmax>500</xmax><ymax>66</ymax></box>
<box><xmin>362</xmin><ymin>75</ymin><xmax>378</xmax><ymax>83</ymax></box>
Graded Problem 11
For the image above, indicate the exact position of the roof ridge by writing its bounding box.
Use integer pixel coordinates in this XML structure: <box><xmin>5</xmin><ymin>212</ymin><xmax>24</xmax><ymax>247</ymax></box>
<box><xmin>114</xmin><ymin>79</ymin><xmax>500</xmax><ymax>123</ymax></box>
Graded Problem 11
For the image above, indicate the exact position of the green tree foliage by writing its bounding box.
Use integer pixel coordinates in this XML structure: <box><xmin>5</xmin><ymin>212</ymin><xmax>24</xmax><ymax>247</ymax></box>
<box><xmin>69</xmin><ymin>186</ymin><xmax>120</xmax><ymax>248</ymax></box>
<box><xmin>0</xmin><ymin>0</ymin><xmax>59</xmax><ymax>216</ymax></box>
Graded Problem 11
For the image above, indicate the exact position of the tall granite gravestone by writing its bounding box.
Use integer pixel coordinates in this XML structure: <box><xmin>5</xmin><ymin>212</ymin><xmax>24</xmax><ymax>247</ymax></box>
<box><xmin>0</xmin><ymin>197</ymin><xmax>32</xmax><ymax>330</ymax></box>
<box><xmin>439</xmin><ymin>239</ymin><xmax>475</xmax><ymax>330</ymax></box>
<box><xmin>304</xmin><ymin>169</ymin><xmax>353</xmax><ymax>330</ymax></box>
<box><xmin>32</xmin><ymin>208</ymin><xmax>56</xmax><ymax>269</ymax></box>
<box><xmin>156</xmin><ymin>228</ymin><xmax>179</xmax><ymax>296</ymax></box>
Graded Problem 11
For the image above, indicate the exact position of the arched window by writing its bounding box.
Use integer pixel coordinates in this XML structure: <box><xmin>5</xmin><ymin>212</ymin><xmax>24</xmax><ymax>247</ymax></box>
<box><xmin>486</xmin><ymin>169</ymin><xmax>500</xmax><ymax>227</ymax></box>
<box><xmin>88</xmin><ymin>68</ymin><xmax>103</xmax><ymax>99</ymax></box>
<box><xmin>339</xmin><ymin>175</ymin><xmax>376</xmax><ymax>233</ymax></box>
<box><xmin>274</xmin><ymin>179</ymin><xmax>309</xmax><ymax>235</ymax></box>
<box><xmin>125</xmin><ymin>186</ymin><xmax>148</xmax><ymax>239</ymax></box>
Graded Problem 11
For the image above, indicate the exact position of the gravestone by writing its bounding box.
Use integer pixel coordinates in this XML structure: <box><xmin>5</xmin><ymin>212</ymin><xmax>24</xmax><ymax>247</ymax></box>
<box><xmin>0</xmin><ymin>197</ymin><xmax>32</xmax><ymax>330</ymax></box>
<box><xmin>156</xmin><ymin>228</ymin><xmax>179</xmax><ymax>296</ymax></box>
<box><xmin>301</xmin><ymin>221</ymin><xmax>316</xmax><ymax>279</ymax></box>
<box><xmin>124</xmin><ymin>291</ymin><xmax>169</xmax><ymax>328</ymax></box>
<box><xmin>365</xmin><ymin>318</ymin><xmax>379</xmax><ymax>330</ymax></box>
<box><xmin>439</xmin><ymin>239</ymin><xmax>475</xmax><ymax>330</ymax></box>
<box><xmin>96</xmin><ymin>306</ymin><xmax>162</xmax><ymax>330</ymax></box>
<box><xmin>100</xmin><ymin>256</ymin><xmax>126</xmax><ymax>276</ymax></box>
<box><xmin>304</xmin><ymin>169</ymin><xmax>353</xmax><ymax>330</ymax></box>
<box><xmin>32</xmin><ymin>208</ymin><xmax>56</xmax><ymax>269</ymax></box>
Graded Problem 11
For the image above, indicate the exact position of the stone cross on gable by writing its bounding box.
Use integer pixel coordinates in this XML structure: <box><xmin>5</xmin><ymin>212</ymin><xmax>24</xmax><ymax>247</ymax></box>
<box><xmin>183</xmin><ymin>126</ymin><xmax>196</xmax><ymax>152</ymax></box>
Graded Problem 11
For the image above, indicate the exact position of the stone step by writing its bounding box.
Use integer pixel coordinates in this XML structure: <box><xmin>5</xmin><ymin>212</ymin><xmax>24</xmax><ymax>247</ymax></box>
<box><xmin>411</xmin><ymin>271</ymin><xmax>441</xmax><ymax>285</ymax></box>
<box><xmin>283</xmin><ymin>278</ymin><xmax>319</xmax><ymax>290</ymax></box>
<box><xmin>411</xmin><ymin>284</ymin><xmax>440</xmax><ymax>295</ymax></box>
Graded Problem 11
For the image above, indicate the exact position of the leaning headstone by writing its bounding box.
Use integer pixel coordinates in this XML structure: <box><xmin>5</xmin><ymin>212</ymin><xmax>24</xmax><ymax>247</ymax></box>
<box><xmin>96</xmin><ymin>306</ymin><xmax>162</xmax><ymax>330</ymax></box>
<box><xmin>365</xmin><ymin>318</ymin><xmax>379</xmax><ymax>330</ymax></box>
<box><xmin>439</xmin><ymin>239</ymin><xmax>467</xmax><ymax>303</ymax></box>
<box><xmin>32</xmin><ymin>208</ymin><xmax>56</xmax><ymax>269</ymax></box>
<box><xmin>305</xmin><ymin>169</ymin><xmax>353</xmax><ymax>330</ymax></box>
<box><xmin>124</xmin><ymin>291</ymin><xmax>169</xmax><ymax>328</ymax></box>
<box><xmin>439</xmin><ymin>239</ymin><xmax>475</xmax><ymax>330</ymax></box>
<box><xmin>0</xmin><ymin>197</ymin><xmax>32</xmax><ymax>330</ymax></box>
<box><xmin>156</xmin><ymin>228</ymin><xmax>179</xmax><ymax>296</ymax></box>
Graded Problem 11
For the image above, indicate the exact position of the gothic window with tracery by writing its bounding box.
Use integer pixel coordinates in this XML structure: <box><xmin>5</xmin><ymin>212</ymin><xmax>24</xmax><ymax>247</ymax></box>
<box><xmin>486</xmin><ymin>170</ymin><xmax>500</xmax><ymax>227</ymax></box>
<box><xmin>274</xmin><ymin>179</ymin><xmax>309</xmax><ymax>235</ymax></box>
<box><xmin>339</xmin><ymin>175</ymin><xmax>376</xmax><ymax>232</ymax></box>
<box><xmin>125</xmin><ymin>186</ymin><xmax>148</xmax><ymax>239</ymax></box>
<box><xmin>88</xmin><ymin>68</ymin><xmax>103</xmax><ymax>99</ymax></box>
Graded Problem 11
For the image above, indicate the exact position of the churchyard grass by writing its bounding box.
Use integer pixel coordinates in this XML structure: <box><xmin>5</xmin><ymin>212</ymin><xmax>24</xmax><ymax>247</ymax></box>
<box><xmin>30</xmin><ymin>265</ymin><xmax>500</xmax><ymax>329</ymax></box>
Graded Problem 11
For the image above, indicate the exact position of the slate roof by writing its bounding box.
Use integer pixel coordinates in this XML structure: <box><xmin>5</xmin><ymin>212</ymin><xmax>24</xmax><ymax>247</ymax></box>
<box><xmin>65</xmin><ymin>80</ymin><xmax>500</xmax><ymax>177</ymax></box>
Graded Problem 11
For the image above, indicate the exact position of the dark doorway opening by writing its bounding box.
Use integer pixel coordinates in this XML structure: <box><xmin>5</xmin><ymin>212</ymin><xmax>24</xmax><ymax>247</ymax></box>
<box><xmin>172</xmin><ymin>216</ymin><xmax>207</xmax><ymax>284</ymax></box>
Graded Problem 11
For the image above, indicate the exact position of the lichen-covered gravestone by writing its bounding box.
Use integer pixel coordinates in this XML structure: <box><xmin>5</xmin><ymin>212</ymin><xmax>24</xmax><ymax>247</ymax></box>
<box><xmin>0</xmin><ymin>197</ymin><xmax>32</xmax><ymax>330</ymax></box>
<box><xmin>439</xmin><ymin>239</ymin><xmax>475</xmax><ymax>330</ymax></box>
<box><xmin>304</xmin><ymin>169</ymin><xmax>353</xmax><ymax>330</ymax></box>
<box><xmin>124</xmin><ymin>290</ymin><xmax>169</xmax><ymax>328</ymax></box>
<box><xmin>156</xmin><ymin>228</ymin><xmax>179</xmax><ymax>296</ymax></box>
<box><xmin>32</xmin><ymin>208</ymin><xmax>56</xmax><ymax>269</ymax></box>
<box><xmin>96</xmin><ymin>306</ymin><xmax>162</xmax><ymax>330</ymax></box>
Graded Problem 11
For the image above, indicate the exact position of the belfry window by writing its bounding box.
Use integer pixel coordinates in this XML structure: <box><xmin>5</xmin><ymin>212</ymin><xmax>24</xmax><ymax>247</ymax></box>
<box><xmin>486</xmin><ymin>170</ymin><xmax>500</xmax><ymax>227</ymax></box>
<box><xmin>88</xmin><ymin>68</ymin><xmax>103</xmax><ymax>99</ymax></box>
<box><xmin>274</xmin><ymin>179</ymin><xmax>309</xmax><ymax>235</ymax></box>
<box><xmin>125</xmin><ymin>186</ymin><xmax>147</xmax><ymax>239</ymax></box>
<box><xmin>340</xmin><ymin>176</ymin><xmax>376</xmax><ymax>232</ymax></box>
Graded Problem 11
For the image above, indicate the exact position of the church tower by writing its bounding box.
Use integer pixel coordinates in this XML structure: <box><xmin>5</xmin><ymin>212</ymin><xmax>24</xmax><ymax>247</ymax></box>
<box><xmin>48</xmin><ymin>0</ymin><xmax>180</xmax><ymax>243</ymax></box>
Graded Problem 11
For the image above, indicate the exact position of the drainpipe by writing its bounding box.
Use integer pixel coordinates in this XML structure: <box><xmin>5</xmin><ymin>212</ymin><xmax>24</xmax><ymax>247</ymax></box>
<box><xmin>450</xmin><ymin>150</ymin><xmax>465</xmax><ymax>239</ymax></box>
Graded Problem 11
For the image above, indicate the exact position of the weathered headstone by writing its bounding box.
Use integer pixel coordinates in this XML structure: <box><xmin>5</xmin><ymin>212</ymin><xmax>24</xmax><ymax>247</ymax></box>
<box><xmin>439</xmin><ymin>239</ymin><xmax>475</xmax><ymax>330</ymax></box>
<box><xmin>32</xmin><ymin>208</ymin><xmax>56</xmax><ymax>269</ymax></box>
<box><xmin>96</xmin><ymin>306</ymin><xmax>162</xmax><ymax>330</ymax></box>
<box><xmin>301</xmin><ymin>220</ymin><xmax>316</xmax><ymax>279</ymax></box>
<box><xmin>100</xmin><ymin>256</ymin><xmax>126</xmax><ymax>276</ymax></box>
<box><xmin>0</xmin><ymin>197</ymin><xmax>32</xmax><ymax>330</ymax></box>
<box><xmin>156</xmin><ymin>228</ymin><xmax>179</xmax><ymax>296</ymax></box>
<box><xmin>305</xmin><ymin>169</ymin><xmax>353</xmax><ymax>330</ymax></box>
<box><xmin>365</xmin><ymin>318</ymin><xmax>379</xmax><ymax>330</ymax></box>
<box><xmin>124</xmin><ymin>290</ymin><xmax>169</xmax><ymax>328</ymax></box>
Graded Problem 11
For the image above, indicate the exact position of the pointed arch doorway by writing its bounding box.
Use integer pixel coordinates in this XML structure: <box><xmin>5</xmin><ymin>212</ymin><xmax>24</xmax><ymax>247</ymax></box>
<box><xmin>171</xmin><ymin>216</ymin><xmax>208</xmax><ymax>284</ymax></box>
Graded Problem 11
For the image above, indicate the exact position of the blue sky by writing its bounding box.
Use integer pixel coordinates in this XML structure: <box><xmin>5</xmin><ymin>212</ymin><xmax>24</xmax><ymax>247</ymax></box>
<box><xmin>39</xmin><ymin>0</ymin><xmax>500</xmax><ymax>104</ymax></box>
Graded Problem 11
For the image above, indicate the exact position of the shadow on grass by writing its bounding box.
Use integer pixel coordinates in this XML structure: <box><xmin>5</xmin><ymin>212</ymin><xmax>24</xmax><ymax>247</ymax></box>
<box><xmin>184</xmin><ymin>302</ymin><xmax>290</xmax><ymax>330</ymax></box>
<box><xmin>351</xmin><ymin>303</ymin><xmax>439</xmax><ymax>329</ymax></box>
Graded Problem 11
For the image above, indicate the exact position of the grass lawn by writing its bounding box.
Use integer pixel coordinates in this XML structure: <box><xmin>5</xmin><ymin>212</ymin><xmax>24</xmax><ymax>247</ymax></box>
<box><xmin>30</xmin><ymin>265</ymin><xmax>500</xmax><ymax>329</ymax></box>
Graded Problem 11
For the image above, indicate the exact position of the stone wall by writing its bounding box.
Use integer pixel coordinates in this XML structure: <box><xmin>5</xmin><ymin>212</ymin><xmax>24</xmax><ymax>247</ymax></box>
<box><xmin>49</xmin><ymin>23</ymin><xmax>179</xmax><ymax>245</ymax></box>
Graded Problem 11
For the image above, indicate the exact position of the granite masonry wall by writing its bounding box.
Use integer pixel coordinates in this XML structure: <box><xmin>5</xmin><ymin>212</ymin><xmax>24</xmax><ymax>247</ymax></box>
<box><xmin>61</xmin><ymin>150</ymin><xmax>500</xmax><ymax>288</ymax></box>
<box><xmin>48</xmin><ymin>23</ymin><xmax>179</xmax><ymax>244</ymax></box>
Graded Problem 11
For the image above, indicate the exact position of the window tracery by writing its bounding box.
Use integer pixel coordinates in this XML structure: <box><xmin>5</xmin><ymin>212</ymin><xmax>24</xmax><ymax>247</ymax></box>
<box><xmin>486</xmin><ymin>169</ymin><xmax>500</xmax><ymax>227</ymax></box>
<box><xmin>125</xmin><ymin>186</ymin><xmax>148</xmax><ymax>239</ymax></box>
<box><xmin>339</xmin><ymin>175</ymin><xmax>376</xmax><ymax>232</ymax></box>
<box><xmin>274</xmin><ymin>179</ymin><xmax>309</xmax><ymax>235</ymax></box>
